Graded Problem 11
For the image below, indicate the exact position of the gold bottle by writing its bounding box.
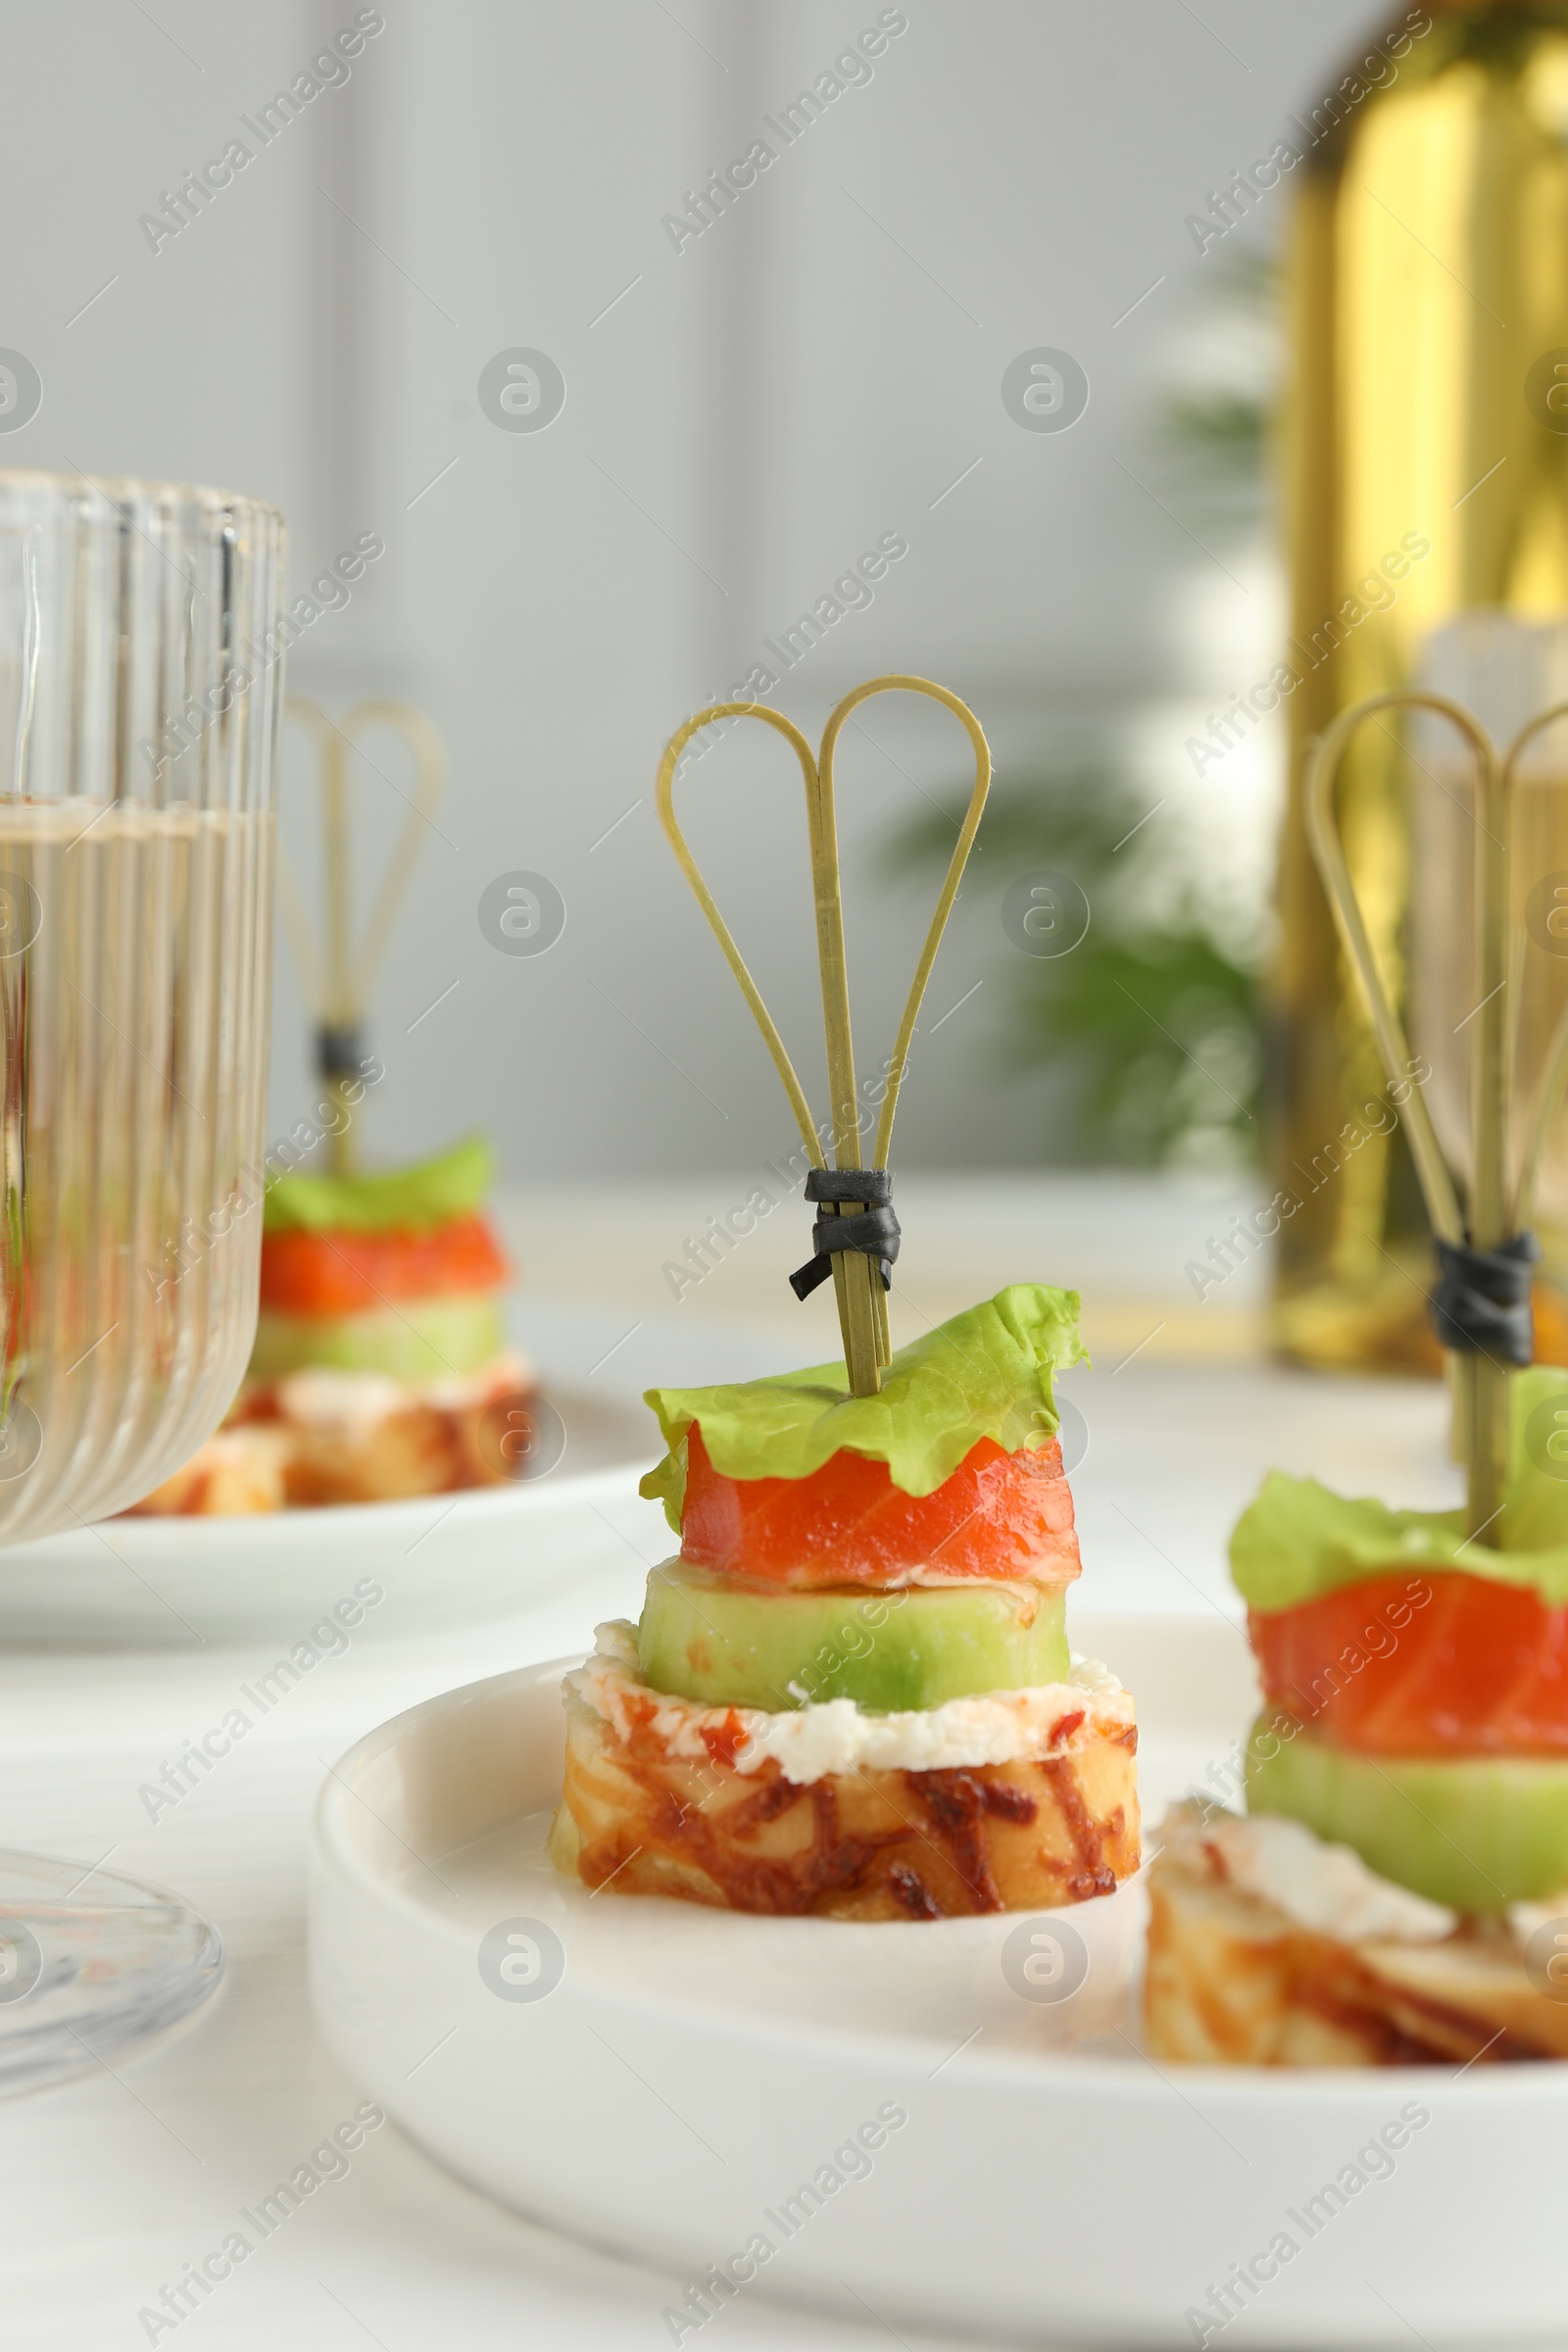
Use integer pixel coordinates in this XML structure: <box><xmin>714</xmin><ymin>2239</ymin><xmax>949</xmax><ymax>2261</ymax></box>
<box><xmin>1273</xmin><ymin>0</ymin><xmax>1568</xmax><ymax>1369</ymax></box>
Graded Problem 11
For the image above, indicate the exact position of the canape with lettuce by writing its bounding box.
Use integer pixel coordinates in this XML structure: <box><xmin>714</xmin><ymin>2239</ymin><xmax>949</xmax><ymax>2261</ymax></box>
<box><xmin>1145</xmin><ymin>1367</ymin><xmax>1568</xmax><ymax>2064</ymax></box>
<box><xmin>551</xmin><ymin>1284</ymin><xmax>1140</xmax><ymax>1920</ymax></box>
<box><xmin>130</xmin><ymin>1137</ymin><xmax>539</xmax><ymax>1514</ymax></box>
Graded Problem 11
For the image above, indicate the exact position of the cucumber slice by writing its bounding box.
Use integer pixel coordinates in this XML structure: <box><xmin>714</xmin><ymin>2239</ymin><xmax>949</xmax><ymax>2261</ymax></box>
<box><xmin>248</xmin><ymin>1294</ymin><xmax>505</xmax><ymax>1383</ymax></box>
<box><xmin>637</xmin><ymin>1561</ymin><xmax>1069</xmax><ymax>1713</ymax></box>
<box><xmin>1246</xmin><ymin>1715</ymin><xmax>1568</xmax><ymax>1911</ymax></box>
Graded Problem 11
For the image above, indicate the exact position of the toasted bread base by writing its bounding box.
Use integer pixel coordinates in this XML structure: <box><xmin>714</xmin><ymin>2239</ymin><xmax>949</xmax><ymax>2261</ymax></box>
<box><xmin>124</xmin><ymin>1426</ymin><xmax>294</xmax><ymax>1516</ymax></box>
<box><xmin>1145</xmin><ymin>1802</ymin><xmax>1568</xmax><ymax>2064</ymax></box>
<box><xmin>552</xmin><ymin>1678</ymin><xmax>1139</xmax><ymax>1919</ymax></box>
<box><xmin>125</xmin><ymin>1374</ymin><xmax>540</xmax><ymax>1515</ymax></box>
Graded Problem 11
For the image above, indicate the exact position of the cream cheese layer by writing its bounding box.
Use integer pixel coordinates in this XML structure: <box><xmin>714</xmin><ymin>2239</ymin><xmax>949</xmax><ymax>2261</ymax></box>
<box><xmin>570</xmin><ymin>1619</ymin><xmax>1134</xmax><ymax>1785</ymax></box>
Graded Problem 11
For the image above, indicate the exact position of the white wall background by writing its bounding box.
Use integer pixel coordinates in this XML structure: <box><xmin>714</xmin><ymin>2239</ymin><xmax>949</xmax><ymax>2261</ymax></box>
<box><xmin>0</xmin><ymin>0</ymin><xmax>1387</xmax><ymax>1176</ymax></box>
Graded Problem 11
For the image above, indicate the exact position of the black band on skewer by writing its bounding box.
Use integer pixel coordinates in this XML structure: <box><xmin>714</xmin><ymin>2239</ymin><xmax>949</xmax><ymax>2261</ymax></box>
<box><xmin>316</xmin><ymin>1022</ymin><xmax>367</xmax><ymax>1081</ymax></box>
<box><xmin>803</xmin><ymin>1169</ymin><xmax>894</xmax><ymax>1205</ymax></box>
<box><xmin>1430</xmin><ymin>1232</ymin><xmax>1541</xmax><ymax>1367</ymax></box>
<box><xmin>789</xmin><ymin>1166</ymin><xmax>900</xmax><ymax>1300</ymax></box>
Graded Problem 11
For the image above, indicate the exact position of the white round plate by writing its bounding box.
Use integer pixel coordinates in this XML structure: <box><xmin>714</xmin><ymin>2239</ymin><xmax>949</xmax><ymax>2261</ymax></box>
<box><xmin>0</xmin><ymin>1387</ymin><xmax>652</xmax><ymax>1646</ymax></box>
<box><xmin>309</xmin><ymin>1611</ymin><xmax>1568</xmax><ymax>2349</ymax></box>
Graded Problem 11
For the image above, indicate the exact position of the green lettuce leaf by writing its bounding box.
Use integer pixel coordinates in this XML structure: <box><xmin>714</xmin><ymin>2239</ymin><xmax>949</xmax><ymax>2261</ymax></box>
<box><xmin>639</xmin><ymin>1283</ymin><xmax>1087</xmax><ymax>1530</ymax></box>
<box><xmin>1233</xmin><ymin>1367</ymin><xmax>1568</xmax><ymax>1612</ymax></box>
<box><xmin>264</xmin><ymin>1135</ymin><xmax>495</xmax><ymax>1235</ymax></box>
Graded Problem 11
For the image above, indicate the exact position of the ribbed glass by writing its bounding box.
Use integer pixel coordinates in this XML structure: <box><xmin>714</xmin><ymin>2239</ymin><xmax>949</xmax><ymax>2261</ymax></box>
<box><xmin>0</xmin><ymin>469</ymin><xmax>283</xmax><ymax>1540</ymax></box>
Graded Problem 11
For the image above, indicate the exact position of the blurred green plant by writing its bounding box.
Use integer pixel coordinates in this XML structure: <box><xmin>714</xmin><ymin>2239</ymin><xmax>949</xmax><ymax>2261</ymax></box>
<box><xmin>1165</xmin><ymin>387</ymin><xmax>1267</xmax><ymax>481</ymax></box>
<box><xmin>887</xmin><ymin>772</ymin><xmax>1266</xmax><ymax>1169</ymax></box>
<box><xmin>883</xmin><ymin>242</ymin><xmax>1276</xmax><ymax>1168</ymax></box>
<box><xmin>1161</xmin><ymin>245</ymin><xmax>1271</xmax><ymax>503</ymax></box>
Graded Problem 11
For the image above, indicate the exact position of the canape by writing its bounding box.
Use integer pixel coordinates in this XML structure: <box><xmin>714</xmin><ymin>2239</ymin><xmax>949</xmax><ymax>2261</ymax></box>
<box><xmin>1145</xmin><ymin>1366</ymin><xmax>1568</xmax><ymax>2063</ymax></box>
<box><xmin>551</xmin><ymin>1284</ymin><xmax>1140</xmax><ymax>1919</ymax></box>
<box><xmin>129</xmin><ymin>1138</ymin><xmax>540</xmax><ymax>1514</ymax></box>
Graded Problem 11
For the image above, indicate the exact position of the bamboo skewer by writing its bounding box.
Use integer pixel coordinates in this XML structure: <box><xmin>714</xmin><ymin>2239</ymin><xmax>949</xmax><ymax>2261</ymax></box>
<box><xmin>1505</xmin><ymin>702</ymin><xmax>1568</xmax><ymax>1237</ymax></box>
<box><xmin>280</xmin><ymin>699</ymin><xmax>445</xmax><ymax>1174</ymax></box>
<box><xmin>819</xmin><ymin>680</ymin><xmax>991</xmax><ymax>1369</ymax></box>
<box><xmin>1304</xmin><ymin>694</ymin><xmax>1474</xmax><ymax>1250</ymax></box>
<box><xmin>322</xmin><ymin>719</ymin><xmax>354</xmax><ymax>1157</ymax></box>
<box><xmin>657</xmin><ymin>674</ymin><xmax>991</xmax><ymax>1397</ymax></box>
<box><xmin>1469</xmin><ymin>723</ymin><xmax>1512</xmax><ymax>1533</ymax></box>
<box><xmin>1304</xmin><ymin>687</ymin><xmax>1558</xmax><ymax>1541</ymax></box>
<box><xmin>802</xmin><ymin>740</ymin><xmax>881</xmax><ymax>1389</ymax></box>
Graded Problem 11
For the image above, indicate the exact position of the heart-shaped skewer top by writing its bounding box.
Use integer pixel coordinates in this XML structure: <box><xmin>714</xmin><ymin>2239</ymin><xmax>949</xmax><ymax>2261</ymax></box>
<box><xmin>656</xmin><ymin>674</ymin><xmax>991</xmax><ymax>1396</ymax></box>
<box><xmin>1306</xmin><ymin>687</ymin><xmax>1568</xmax><ymax>1535</ymax></box>
<box><xmin>280</xmin><ymin>698</ymin><xmax>445</xmax><ymax>1173</ymax></box>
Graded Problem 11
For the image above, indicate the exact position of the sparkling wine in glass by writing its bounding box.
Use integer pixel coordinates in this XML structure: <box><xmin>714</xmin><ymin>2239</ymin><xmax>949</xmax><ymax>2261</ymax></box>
<box><xmin>0</xmin><ymin>468</ymin><xmax>283</xmax><ymax>2089</ymax></box>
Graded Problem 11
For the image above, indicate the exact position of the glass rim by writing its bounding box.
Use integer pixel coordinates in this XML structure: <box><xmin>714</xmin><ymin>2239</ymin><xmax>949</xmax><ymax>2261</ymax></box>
<box><xmin>0</xmin><ymin>465</ymin><xmax>284</xmax><ymax>533</ymax></box>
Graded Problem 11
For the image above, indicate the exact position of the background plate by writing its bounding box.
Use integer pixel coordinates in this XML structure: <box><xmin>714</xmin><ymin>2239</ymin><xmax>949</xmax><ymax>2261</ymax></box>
<box><xmin>309</xmin><ymin>1612</ymin><xmax>1568</xmax><ymax>2349</ymax></box>
<box><xmin>0</xmin><ymin>1387</ymin><xmax>654</xmax><ymax>1647</ymax></box>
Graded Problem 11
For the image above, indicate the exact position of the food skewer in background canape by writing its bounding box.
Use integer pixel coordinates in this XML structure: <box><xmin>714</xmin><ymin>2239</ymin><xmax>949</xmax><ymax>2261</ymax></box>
<box><xmin>1147</xmin><ymin>688</ymin><xmax>1568</xmax><ymax>2064</ymax></box>
<box><xmin>131</xmin><ymin>702</ymin><xmax>539</xmax><ymax>1515</ymax></box>
<box><xmin>551</xmin><ymin>674</ymin><xmax>1141</xmax><ymax>1918</ymax></box>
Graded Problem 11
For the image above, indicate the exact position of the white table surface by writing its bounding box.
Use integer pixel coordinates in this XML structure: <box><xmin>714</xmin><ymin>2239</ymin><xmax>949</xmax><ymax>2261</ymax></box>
<box><xmin>0</xmin><ymin>1176</ymin><xmax>1462</xmax><ymax>2351</ymax></box>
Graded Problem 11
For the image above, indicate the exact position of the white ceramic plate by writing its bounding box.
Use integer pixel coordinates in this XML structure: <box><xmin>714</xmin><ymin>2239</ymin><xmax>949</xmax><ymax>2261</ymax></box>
<box><xmin>308</xmin><ymin>1611</ymin><xmax>1568</xmax><ymax>2349</ymax></box>
<box><xmin>0</xmin><ymin>1388</ymin><xmax>653</xmax><ymax>1646</ymax></box>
